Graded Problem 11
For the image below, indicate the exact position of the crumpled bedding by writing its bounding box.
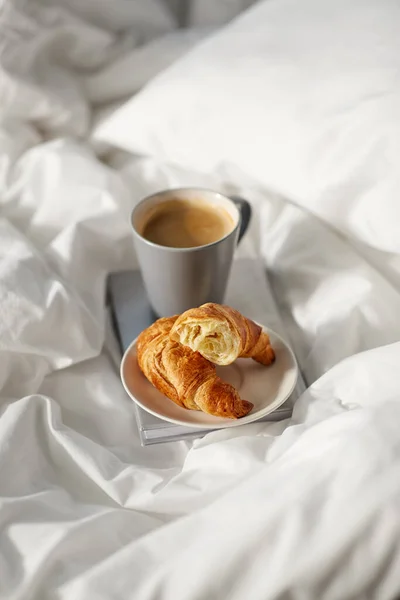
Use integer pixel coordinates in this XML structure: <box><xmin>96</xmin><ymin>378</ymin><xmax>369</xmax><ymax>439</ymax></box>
<box><xmin>1</xmin><ymin>1</ymin><xmax>400</xmax><ymax>599</ymax></box>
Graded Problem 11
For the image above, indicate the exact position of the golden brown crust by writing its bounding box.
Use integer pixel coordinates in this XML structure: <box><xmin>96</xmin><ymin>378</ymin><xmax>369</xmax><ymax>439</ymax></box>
<box><xmin>240</xmin><ymin>330</ymin><xmax>276</xmax><ymax>365</ymax></box>
<box><xmin>136</xmin><ymin>316</ymin><xmax>253</xmax><ymax>419</ymax></box>
<box><xmin>170</xmin><ymin>303</ymin><xmax>275</xmax><ymax>366</ymax></box>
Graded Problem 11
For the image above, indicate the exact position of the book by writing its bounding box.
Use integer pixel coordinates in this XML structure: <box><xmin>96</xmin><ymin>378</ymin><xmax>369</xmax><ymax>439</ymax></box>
<box><xmin>108</xmin><ymin>258</ymin><xmax>306</xmax><ymax>445</ymax></box>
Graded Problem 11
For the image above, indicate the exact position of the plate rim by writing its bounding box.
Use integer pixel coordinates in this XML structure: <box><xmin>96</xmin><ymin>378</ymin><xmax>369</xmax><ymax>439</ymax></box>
<box><xmin>120</xmin><ymin>325</ymin><xmax>299</xmax><ymax>429</ymax></box>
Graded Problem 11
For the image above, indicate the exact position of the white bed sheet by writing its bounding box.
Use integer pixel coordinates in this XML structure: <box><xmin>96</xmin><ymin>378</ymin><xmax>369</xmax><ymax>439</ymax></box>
<box><xmin>1</xmin><ymin>1</ymin><xmax>400</xmax><ymax>599</ymax></box>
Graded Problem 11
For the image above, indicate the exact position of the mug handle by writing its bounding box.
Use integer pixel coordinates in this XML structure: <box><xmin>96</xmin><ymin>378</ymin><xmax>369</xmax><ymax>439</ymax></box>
<box><xmin>230</xmin><ymin>196</ymin><xmax>252</xmax><ymax>243</ymax></box>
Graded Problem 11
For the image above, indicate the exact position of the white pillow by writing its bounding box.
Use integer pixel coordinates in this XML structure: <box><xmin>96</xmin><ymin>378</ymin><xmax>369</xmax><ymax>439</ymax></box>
<box><xmin>95</xmin><ymin>0</ymin><xmax>400</xmax><ymax>253</ymax></box>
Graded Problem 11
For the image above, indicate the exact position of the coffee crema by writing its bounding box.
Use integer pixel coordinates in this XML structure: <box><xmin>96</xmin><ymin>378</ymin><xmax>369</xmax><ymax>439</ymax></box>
<box><xmin>141</xmin><ymin>198</ymin><xmax>234</xmax><ymax>248</ymax></box>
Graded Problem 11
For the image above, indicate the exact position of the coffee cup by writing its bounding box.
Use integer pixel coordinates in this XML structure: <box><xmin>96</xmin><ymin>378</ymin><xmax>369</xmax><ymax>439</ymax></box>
<box><xmin>131</xmin><ymin>187</ymin><xmax>251</xmax><ymax>317</ymax></box>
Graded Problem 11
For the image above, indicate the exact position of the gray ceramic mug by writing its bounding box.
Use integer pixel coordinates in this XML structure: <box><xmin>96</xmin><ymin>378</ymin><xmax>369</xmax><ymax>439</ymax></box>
<box><xmin>131</xmin><ymin>188</ymin><xmax>251</xmax><ymax>317</ymax></box>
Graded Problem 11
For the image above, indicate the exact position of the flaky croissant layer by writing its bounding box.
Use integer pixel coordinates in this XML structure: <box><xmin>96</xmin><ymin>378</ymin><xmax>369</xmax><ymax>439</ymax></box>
<box><xmin>137</xmin><ymin>316</ymin><xmax>253</xmax><ymax>419</ymax></box>
<box><xmin>170</xmin><ymin>303</ymin><xmax>275</xmax><ymax>366</ymax></box>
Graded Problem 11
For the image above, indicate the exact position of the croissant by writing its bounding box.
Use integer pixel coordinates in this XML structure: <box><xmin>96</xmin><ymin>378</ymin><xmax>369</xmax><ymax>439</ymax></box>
<box><xmin>136</xmin><ymin>316</ymin><xmax>253</xmax><ymax>419</ymax></box>
<box><xmin>169</xmin><ymin>303</ymin><xmax>275</xmax><ymax>367</ymax></box>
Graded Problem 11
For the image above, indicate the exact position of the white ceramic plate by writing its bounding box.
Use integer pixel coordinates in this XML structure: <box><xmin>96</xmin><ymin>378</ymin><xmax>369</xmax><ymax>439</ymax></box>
<box><xmin>120</xmin><ymin>326</ymin><xmax>298</xmax><ymax>429</ymax></box>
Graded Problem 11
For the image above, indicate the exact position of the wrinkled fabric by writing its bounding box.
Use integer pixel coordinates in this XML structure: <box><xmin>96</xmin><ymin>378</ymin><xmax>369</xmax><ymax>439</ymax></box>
<box><xmin>95</xmin><ymin>0</ymin><xmax>400</xmax><ymax>254</ymax></box>
<box><xmin>1</xmin><ymin>1</ymin><xmax>400</xmax><ymax>599</ymax></box>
